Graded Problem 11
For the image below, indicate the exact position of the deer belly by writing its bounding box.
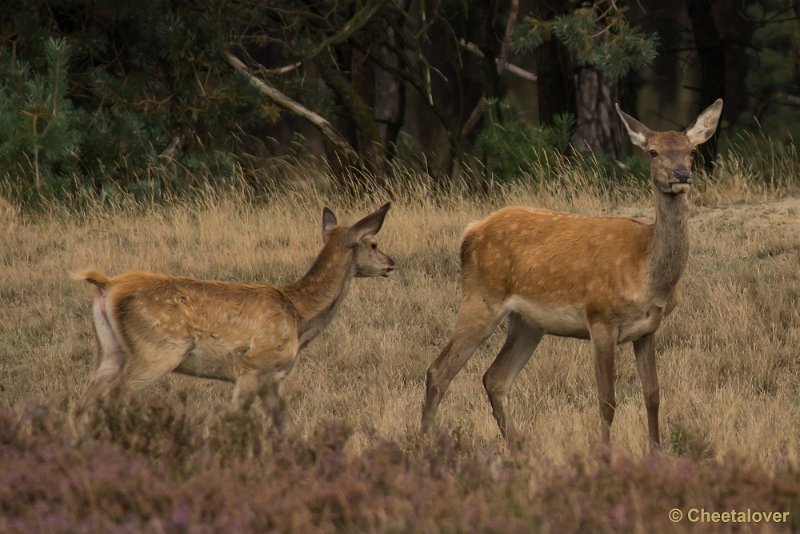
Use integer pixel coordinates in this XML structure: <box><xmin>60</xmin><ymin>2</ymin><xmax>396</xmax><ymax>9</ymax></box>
<box><xmin>173</xmin><ymin>337</ymin><xmax>247</xmax><ymax>382</ymax></box>
<box><xmin>503</xmin><ymin>296</ymin><xmax>590</xmax><ymax>338</ymax></box>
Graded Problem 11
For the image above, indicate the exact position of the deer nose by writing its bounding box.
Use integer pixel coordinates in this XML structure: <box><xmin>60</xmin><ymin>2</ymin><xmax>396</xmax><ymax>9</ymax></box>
<box><xmin>672</xmin><ymin>168</ymin><xmax>692</xmax><ymax>183</ymax></box>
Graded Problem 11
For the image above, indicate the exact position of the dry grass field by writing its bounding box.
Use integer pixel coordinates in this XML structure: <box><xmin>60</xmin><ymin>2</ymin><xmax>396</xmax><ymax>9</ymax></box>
<box><xmin>2</xmin><ymin>153</ymin><xmax>800</xmax><ymax>531</ymax></box>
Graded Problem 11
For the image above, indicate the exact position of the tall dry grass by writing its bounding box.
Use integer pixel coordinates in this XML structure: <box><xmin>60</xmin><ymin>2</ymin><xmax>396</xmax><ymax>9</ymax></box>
<box><xmin>1</xmin><ymin>148</ymin><xmax>799</xmax><ymax>530</ymax></box>
<box><xmin>1</xmin><ymin>149</ymin><xmax>798</xmax><ymax>464</ymax></box>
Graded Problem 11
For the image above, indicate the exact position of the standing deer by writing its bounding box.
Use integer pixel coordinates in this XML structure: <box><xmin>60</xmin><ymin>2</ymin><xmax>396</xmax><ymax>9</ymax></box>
<box><xmin>421</xmin><ymin>100</ymin><xmax>723</xmax><ymax>447</ymax></box>
<box><xmin>74</xmin><ymin>203</ymin><xmax>395</xmax><ymax>430</ymax></box>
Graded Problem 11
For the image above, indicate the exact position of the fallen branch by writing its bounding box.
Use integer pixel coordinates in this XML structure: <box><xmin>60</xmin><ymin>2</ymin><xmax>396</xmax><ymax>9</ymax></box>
<box><xmin>266</xmin><ymin>62</ymin><xmax>302</xmax><ymax>75</ymax></box>
<box><xmin>776</xmin><ymin>92</ymin><xmax>800</xmax><ymax>107</ymax></box>
<box><xmin>159</xmin><ymin>133</ymin><xmax>185</xmax><ymax>162</ymax></box>
<box><xmin>226</xmin><ymin>53</ymin><xmax>358</xmax><ymax>160</ymax></box>
<box><xmin>498</xmin><ymin>0</ymin><xmax>519</xmax><ymax>73</ymax></box>
<box><xmin>459</xmin><ymin>40</ymin><xmax>538</xmax><ymax>83</ymax></box>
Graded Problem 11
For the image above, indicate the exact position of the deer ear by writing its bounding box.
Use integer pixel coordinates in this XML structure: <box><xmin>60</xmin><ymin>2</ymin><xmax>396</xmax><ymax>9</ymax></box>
<box><xmin>685</xmin><ymin>98</ymin><xmax>723</xmax><ymax>146</ymax></box>
<box><xmin>344</xmin><ymin>202</ymin><xmax>391</xmax><ymax>246</ymax></box>
<box><xmin>322</xmin><ymin>207</ymin><xmax>337</xmax><ymax>243</ymax></box>
<box><xmin>616</xmin><ymin>103</ymin><xmax>652</xmax><ymax>150</ymax></box>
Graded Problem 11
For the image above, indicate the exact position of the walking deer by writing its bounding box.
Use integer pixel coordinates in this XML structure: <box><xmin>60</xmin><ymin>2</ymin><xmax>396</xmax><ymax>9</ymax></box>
<box><xmin>74</xmin><ymin>203</ymin><xmax>395</xmax><ymax>430</ymax></box>
<box><xmin>421</xmin><ymin>100</ymin><xmax>723</xmax><ymax>447</ymax></box>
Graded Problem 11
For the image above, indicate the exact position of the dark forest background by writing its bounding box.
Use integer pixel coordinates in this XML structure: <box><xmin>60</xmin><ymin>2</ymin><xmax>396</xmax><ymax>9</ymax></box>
<box><xmin>1</xmin><ymin>0</ymin><xmax>798</xmax><ymax>201</ymax></box>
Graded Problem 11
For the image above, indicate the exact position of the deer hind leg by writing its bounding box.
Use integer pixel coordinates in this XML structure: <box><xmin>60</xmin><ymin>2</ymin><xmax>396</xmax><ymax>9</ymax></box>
<box><xmin>119</xmin><ymin>345</ymin><xmax>186</xmax><ymax>394</ymax></box>
<box><xmin>421</xmin><ymin>296</ymin><xmax>501</xmax><ymax>434</ymax></box>
<box><xmin>589</xmin><ymin>322</ymin><xmax>618</xmax><ymax>446</ymax></box>
<box><xmin>72</xmin><ymin>294</ymin><xmax>131</xmax><ymax>438</ymax></box>
<box><xmin>633</xmin><ymin>333</ymin><xmax>660</xmax><ymax>449</ymax></box>
<box><xmin>482</xmin><ymin>313</ymin><xmax>544</xmax><ymax>443</ymax></box>
<box><xmin>75</xmin><ymin>294</ymin><xmax>128</xmax><ymax>412</ymax></box>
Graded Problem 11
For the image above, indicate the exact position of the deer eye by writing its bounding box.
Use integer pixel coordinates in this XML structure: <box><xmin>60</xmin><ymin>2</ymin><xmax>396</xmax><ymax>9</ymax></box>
<box><xmin>648</xmin><ymin>149</ymin><xmax>658</xmax><ymax>157</ymax></box>
<box><xmin>371</xmin><ymin>243</ymin><xmax>378</xmax><ymax>250</ymax></box>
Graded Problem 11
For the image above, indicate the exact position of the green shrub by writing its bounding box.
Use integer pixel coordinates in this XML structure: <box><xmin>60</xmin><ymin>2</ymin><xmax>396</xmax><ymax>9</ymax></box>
<box><xmin>0</xmin><ymin>38</ymin><xmax>83</xmax><ymax>203</ymax></box>
<box><xmin>474</xmin><ymin>98</ymin><xmax>575</xmax><ymax>183</ymax></box>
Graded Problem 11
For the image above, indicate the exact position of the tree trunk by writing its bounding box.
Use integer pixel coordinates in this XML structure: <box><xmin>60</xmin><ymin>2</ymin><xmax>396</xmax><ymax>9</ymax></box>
<box><xmin>316</xmin><ymin>49</ymin><xmax>384</xmax><ymax>175</ymax></box>
<box><xmin>480</xmin><ymin>0</ymin><xmax>502</xmax><ymax>98</ymax></box>
<box><xmin>569</xmin><ymin>4</ymin><xmax>621</xmax><ymax>162</ymax></box>
<box><xmin>573</xmin><ymin>66</ymin><xmax>621</xmax><ymax>161</ymax></box>
<box><xmin>372</xmin><ymin>25</ymin><xmax>405</xmax><ymax>160</ymax></box>
<box><xmin>713</xmin><ymin>2</ymin><xmax>752</xmax><ymax>130</ymax></box>
<box><xmin>532</xmin><ymin>0</ymin><xmax>574</xmax><ymax>124</ymax></box>
<box><xmin>686</xmin><ymin>0</ymin><xmax>725</xmax><ymax>168</ymax></box>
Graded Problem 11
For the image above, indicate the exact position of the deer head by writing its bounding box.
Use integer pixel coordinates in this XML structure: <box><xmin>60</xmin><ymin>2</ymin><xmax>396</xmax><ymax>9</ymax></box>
<box><xmin>616</xmin><ymin>99</ymin><xmax>723</xmax><ymax>195</ymax></box>
<box><xmin>322</xmin><ymin>202</ymin><xmax>395</xmax><ymax>278</ymax></box>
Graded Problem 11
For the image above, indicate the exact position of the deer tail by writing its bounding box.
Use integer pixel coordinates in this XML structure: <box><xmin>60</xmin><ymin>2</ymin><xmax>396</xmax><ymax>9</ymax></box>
<box><xmin>74</xmin><ymin>269</ymin><xmax>112</xmax><ymax>294</ymax></box>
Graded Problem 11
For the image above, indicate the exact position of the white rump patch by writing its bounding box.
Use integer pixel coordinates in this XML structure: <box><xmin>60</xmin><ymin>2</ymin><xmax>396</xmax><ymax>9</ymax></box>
<box><xmin>92</xmin><ymin>295</ymin><xmax>127</xmax><ymax>378</ymax></box>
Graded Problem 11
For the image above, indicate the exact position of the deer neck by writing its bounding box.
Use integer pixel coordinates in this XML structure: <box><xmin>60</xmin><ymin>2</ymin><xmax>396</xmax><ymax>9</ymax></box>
<box><xmin>283</xmin><ymin>245</ymin><xmax>355</xmax><ymax>346</ymax></box>
<box><xmin>647</xmin><ymin>189</ymin><xmax>690</xmax><ymax>300</ymax></box>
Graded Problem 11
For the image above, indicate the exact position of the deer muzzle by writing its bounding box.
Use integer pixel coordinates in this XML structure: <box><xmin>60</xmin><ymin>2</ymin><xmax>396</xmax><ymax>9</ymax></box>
<box><xmin>669</xmin><ymin>169</ymin><xmax>692</xmax><ymax>193</ymax></box>
<box><xmin>672</xmin><ymin>168</ymin><xmax>692</xmax><ymax>184</ymax></box>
